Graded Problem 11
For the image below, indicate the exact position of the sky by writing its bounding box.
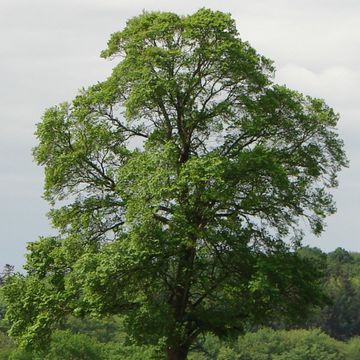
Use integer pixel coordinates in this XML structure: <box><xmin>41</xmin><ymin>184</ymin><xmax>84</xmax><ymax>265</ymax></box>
<box><xmin>0</xmin><ymin>0</ymin><xmax>359</xmax><ymax>270</ymax></box>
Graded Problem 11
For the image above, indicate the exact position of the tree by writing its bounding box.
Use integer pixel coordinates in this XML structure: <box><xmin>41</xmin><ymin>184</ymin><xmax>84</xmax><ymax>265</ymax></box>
<box><xmin>189</xmin><ymin>328</ymin><xmax>347</xmax><ymax>359</ymax></box>
<box><xmin>0</xmin><ymin>264</ymin><xmax>15</xmax><ymax>286</ymax></box>
<box><xmin>3</xmin><ymin>8</ymin><xmax>347</xmax><ymax>360</ymax></box>
<box><xmin>234</xmin><ymin>328</ymin><xmax>345</xmax><ymax>360</ymax></box>
<box><xmin>303</xmin><ymin>249</ymin><xmax>360</xmax><ymax>340</ymax></box>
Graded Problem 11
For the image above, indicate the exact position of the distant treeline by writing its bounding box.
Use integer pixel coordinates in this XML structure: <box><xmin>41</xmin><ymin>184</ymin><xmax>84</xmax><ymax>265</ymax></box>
<box><xmin>297</xmin><ymin>246</ymin><xmax>360</xmax><ymax>340</ymax></box>
<box><xmin>1</xmin><ymin>246</ymin><xmax>360</xmax><ymax>359</ymax></box>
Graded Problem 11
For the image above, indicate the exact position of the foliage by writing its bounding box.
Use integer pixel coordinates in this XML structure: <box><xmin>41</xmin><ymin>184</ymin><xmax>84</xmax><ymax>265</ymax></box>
<box><xmin>2</xmin><ymin>319</ymin><xmax>360</xmax><ymax>359</ymax></box>
<box><xmin>41</xmin><ymin>330</ymin><xmax>104</xmax><ymax>360</ymax></box>
<box><xmin>346</xmin><ymin>337</ymin><xmax>360</xmax><ymax>360</ymax></box>
<box><xmin>301</xmin><ymin>247</ymin><xmax>360</xmax><ymax>340</ymax></box>
<box><xmin>0</xmin><ymin>265</ymin><xmax>15</xmax><ymax>286</ymax></box>
<box><xmin>192</xmin><ymin>328</ymin><xmax>346</xmax><ymax>359</ymax></box>
<box><xmin>64</xmin><ymin>316</ymin><xmax>124</xmax><ymax>343</ymax></box>
<box><xmin>0</xmin><ymin>331</ymin><xmax>15</xmax><ymax>360</ymax></box>
<box><xmin>2</xmin><ymin>8</ymin><xmax>346</xmax><ymax>359</ymax></box>
<box><xmin>8</xmin><ymin>350</ymin><xmax>33</xmax><ymax>360</ymax></box>
<box><xmin>6</xmin><ymin>330</ymin><xmax>104</xmax><ymax>360</ymax></box>
<box><xmin>104</xmin><ymin>342</ymin><xmax>160</xmax><ymax>360</ymax></box>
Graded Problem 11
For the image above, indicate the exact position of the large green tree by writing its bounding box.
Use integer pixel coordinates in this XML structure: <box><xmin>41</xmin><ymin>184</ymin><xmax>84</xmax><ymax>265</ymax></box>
<box><xmin>3</xmin><ymin>9</ymin><xmax>347</xmax><ymax>360</ymax></box>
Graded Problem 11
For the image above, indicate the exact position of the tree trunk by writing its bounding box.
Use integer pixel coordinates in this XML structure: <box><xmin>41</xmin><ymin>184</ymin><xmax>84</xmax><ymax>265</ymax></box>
<box><xmin>166</xmin><ymin>344</ymin><xmax>189</xmax><ymax>360</ymax></box>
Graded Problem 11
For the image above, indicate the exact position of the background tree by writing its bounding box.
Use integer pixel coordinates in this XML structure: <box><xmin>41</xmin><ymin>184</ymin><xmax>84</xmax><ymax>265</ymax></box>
<box><xmin>189</xmin><ymin>328</ymin><xmax>347</xmax><ymax>360</ymax></box>
<box><xmin>3</xmin><ymin>8</ymin><xmax>347</xmax><ymax>360</ymax></box>
<box><xmin>235</xmin><ymin>328</ymin><xmax>345</xmax><ymax>360</ymax></box>
<box><xmin>0</xmin><ymin>265</ymin><xmax>15</xmax><ymax>286</ymax></box>
<box><xmin>300</xmin><ymin>248</ymin><xmax>360</xmax><ymax>340</ymax></box>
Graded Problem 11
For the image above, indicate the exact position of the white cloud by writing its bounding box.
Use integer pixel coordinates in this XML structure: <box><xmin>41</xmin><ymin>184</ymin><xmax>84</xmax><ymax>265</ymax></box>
<box><xmin>276</xmin><ymin>64</ymin><xmax>360</xmax><ymax>110</ymax></box>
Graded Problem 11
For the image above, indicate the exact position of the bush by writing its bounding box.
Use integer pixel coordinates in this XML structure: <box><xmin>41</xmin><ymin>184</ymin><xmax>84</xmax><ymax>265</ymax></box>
<box><xmin>0</xmin><ymin>331</ymin><xmax>15</xmax><ymax>360</ymax></box>
<box><xmin>194</xmin><ymin>328</ymin><xmax>347</xmax><ymax>359</ymax></box>
<box><xmin>43</xmin><ymin>330</ymin><xmax>104</xmax><ymax>360</ymax></box>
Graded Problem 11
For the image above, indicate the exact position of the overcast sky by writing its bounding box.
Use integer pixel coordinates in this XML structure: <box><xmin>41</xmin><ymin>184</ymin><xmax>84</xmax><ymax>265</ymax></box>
<box><xmin>1</xmin><ymin>0</ymin><xmax>359</xmax><ymax>269</ymax></box>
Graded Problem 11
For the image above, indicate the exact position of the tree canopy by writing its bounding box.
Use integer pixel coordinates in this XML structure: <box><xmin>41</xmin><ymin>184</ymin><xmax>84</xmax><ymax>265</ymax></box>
<box><xmin>3</xmin><ymin>8</ymin><xmax>347</xmax><ymax>360</ymax></box>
